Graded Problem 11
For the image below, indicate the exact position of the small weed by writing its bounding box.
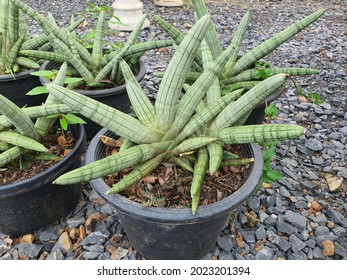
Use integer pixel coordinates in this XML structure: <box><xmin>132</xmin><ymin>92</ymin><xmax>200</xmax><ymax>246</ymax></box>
<box><xmin>307</xmin><ymin>92</ymin><xmax>323</xmax><ymax>105</ymax></box>
<box><xmin>264</xmin><ymin>102</ymin><xmax>279</xmax><ymax>120</ymax></box>
<box><xmin>256</xmin><ymin>141</ymin><xmax>283</xmax><ymax>193</ymax></box>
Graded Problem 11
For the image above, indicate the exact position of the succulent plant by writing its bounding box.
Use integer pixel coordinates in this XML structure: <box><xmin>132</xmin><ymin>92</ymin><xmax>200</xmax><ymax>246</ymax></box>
<box><xmin>44</xmin><ymin>15</ymin><xmax>305</xmax><ymax>214</ymax></box>
<box><xmin>0</xmin><ymin>62</ymin><xmax>77</xmax><ymax>167</ymax></box>
<box><xmin>154</xmin><ymin>0</ymin><xmax>324</xmax><ymax>92</ymax></box>
<box><xmin>11</xmin><ymin>0</ymin><xmax>173</xmax><ymax>89</ymax></box>
<box><xmin>0</xmin><ymin>0</ymin><xmax>37</xmax><ymax>74</ymax></box>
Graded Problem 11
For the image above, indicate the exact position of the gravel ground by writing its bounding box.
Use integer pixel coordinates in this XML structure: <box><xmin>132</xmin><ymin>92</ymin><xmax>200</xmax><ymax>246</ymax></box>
<box><xmin>0</xmin><ymin>0</ymin><xmax>346</xmax><ymax>260</ymax></box>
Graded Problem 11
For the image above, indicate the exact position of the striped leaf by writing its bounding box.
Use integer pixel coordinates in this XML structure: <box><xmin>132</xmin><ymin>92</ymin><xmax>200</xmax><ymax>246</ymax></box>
<box><xmin>92</xmin><ymin>10</ymin><xmax>105</xmax><ymax>67</ymax></box>
<box><xmin>35</xmin><ymin>62</ymin><xmax>68</xmax><ymax>138</ymax></box>
<box><xmin>0</xmin><ymin>94</ymin><xmax>40</xmax><ymax>140</ymax></box>
<box><xmin>190</xmin><ymin>147</ymin><xmax>208</xmax><ymax>197</ymax></box>
<box><xmin>166</xmin><ymin>41</ymin><xmax>238</xmax><ymax>138</ymax></box>
<box><xmin>223</xmin><ymin>11</ymin><xmax>250</xmax><ymax>76</ymax></box>
<box><xmin>153</xmin><ymin>15</ymin><xmax>203</xmax><ymax>69</ymax></box>
<box><xmin>7</xmin><ymin>34</ymin><xmax>25</xmax><ymax>69</ymax></box>
<box><xmin>201</xmin><ymin>40</ymin><xmax>221</xmax><ymax>104</ymax></box>
<box><xmin>211</xmin><ymin>74</ymin><xmax>288</xmax><ymax>130</ymax></box>
<box><xmin>19</xmin><ymin>50</ymin><xmax>68</xmax><ymax>63</ymax></box>
<box><xmin>176</xmin><ymin>89</ymin><xmax>243</xmax><ymax>142</ymax></box>
<box><xmin>191</xmin><ymin>0</ymin><xmax>222</xmax><ymax>58</ymax></box>
<box><xmin>0</xmin><ymin>104</ymin><xmax>74</xmax><ymax>130</ymax></box>
<box><xmin>154</xmin><ymin>15</ymin><xmax>211</xmax><ymax>132</ymax></box>
<box><xmin>207</xmin><ymin>142</ymin><xmax>223</xmax><ymax>175</ymax></box>
<box><xmin>172</xmin><ymin>136</ymin><xmax>216</xmax><ymax>155</ymax></box>
<box><xmin>228</xmin><ymin>9</ymin><xmax>325</xmax><ymax>76</ymax></box>
<box><xmin>0</xmin><ymin>131</ymin><xmax>47</xmax><ymax>152</ymax></box>
<box><xmin>15</xmin><ymin>56</ymin><xmax>40</xmax><ymax>69</ymax></box>
<box><xmin>169</xmin><ymin>156</ymin><xmax>194</xmax><ymax>172</ymax></box>
<box><xmin>54</xmin><ymin>141</ymin><xmax>171</xmax><ymax>185</ymax></box>
<box><xmin>0</xmin><ymin>141</ymin><xmax>11</xmax><ymax>151</ymax></box>
<box><xmin>108</xmin><ymin>154</ymin><xmax>166</xmax><ymax>194</ymax></box>
<box><xmin>0</xmin><ymin>146</ymin><xmax>23</xmax><ymax>167</ymax></box>
<box><xmin>45</xmin><ymin>84</ymin><xmax>163</xmax><ymax>144</ymax></box>
<box><xmin>120</xmin><ymin>59</ymin><xmax>157</xmax><ymax>127</ymax></box>
<box><xmin>221</xmin><ymin>67</ymin><xmax>320</xmax><ymax>85</ymax></box>
<box><xmin>221</xmin><ymin>158</ymin><xmax>254</xmax><ymax>167</ymax></box>
<box><xmin>53</xmin><ymin>39</ymin><xmax>95</xmax><ymax>84</ymax></box>
<box><xmin>218</xmin><ymin>124</ymin><xmax>305</xmax><ymax>144</ymax></box>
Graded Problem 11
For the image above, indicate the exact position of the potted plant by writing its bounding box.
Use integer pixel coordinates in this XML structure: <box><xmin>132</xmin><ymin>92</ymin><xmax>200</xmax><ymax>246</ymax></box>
<box><xmin>154</xmin><ymin>0</ymin><xmax>323</xmax><ymax>124</ymax></box>
<box><xmin>42</xmin><ymin>13</ymin><xmax>309</xmax><ymax>259</ymax></box>
<box><xmin>0</xmin><ymin>0</ymin><xmax>44</xmax><ymax>107</ymax></box>
<box><xmin>0</xmin><ymin>63</ymin><xmax>86</xmax><ymax>237</ymax></box>
<box><xmin>11</xmin><ymin>0</ymin><xmax>173</xmax><ymax>138</ymax></box>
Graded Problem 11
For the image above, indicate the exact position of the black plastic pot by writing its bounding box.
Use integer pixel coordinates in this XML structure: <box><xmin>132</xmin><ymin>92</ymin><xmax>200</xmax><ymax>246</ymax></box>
<box><xmin>0</xmin><ymin>124</ymin><xmax>86</xmax><ymax>237</ymax></box>
<box><xmin>39</xmin><ymin>60</ymin><xmax>146</xmax><ymax>139</ymax></box>
<box><xmin>86</xmin><ymin>128</ymin><xmax>264</xmax><ymax>260</ymax></box>
<box><xmin>0</xmin><ymin>70</ymin><xmax>44</xmax><ymax>107</ymax></box>
<box><xmin>244</xmin><ymin>86</ymin><xmax>285</xmax><ymax>125</ymax></box>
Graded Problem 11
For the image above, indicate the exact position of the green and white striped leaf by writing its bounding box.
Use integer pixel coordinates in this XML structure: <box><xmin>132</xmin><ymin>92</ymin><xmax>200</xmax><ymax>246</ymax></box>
<box><xmin>191</xmin><ymin>0</ymin><xmax>222</xmax><ymax>58</ymax></box>
<box><xmin>221</xmin><ymin>158</ymin><xmax>254</xmax><ymax>167</ymax></box>
<box><xmin>54</xmin><ymin>141</ymin><xmax>171</xmax><ymax>185</ymax></box>
<box><xmin>201</xmin><ymin>40</ymin><xmax>221</xmax><ymax>104</ymax></box>
<box><xmin>19</xmin><ymin>50</ymin><xmax>68</xmax><ymax>63</ymax></box>
<box><xmin>54</xmin><ymin>38</ymin><xmax>95</xmax><ymax>84</ymax></box>
<box><xmin>0</xmin><ymin>146</ymin><xmax>23</xmax><ymax>167</ymax></box>
<box><xmin>172</xmin><ymin>136</ymin><xmax>216</xmax><ymax>155</ymax></box>
<box><xmin>152</xmin><ymin>15</ymin><xmax>203</xmax><ymax>69</ymax></box>
<box><xmin>46</xmin><ymin>84</ymin><xmax>163</xmax><ymax>144</ymax></box>
<box><xmin>108</xmin><ymin>154</ymin><xmax>165</xmax><ymax>194</ymax></box>
<box><xmin>0</xmin><ymin>94</ymin><xmax>40</xmax><ymax>140</ymax></box>
<box><xmin>92</xmin><ymin>10</ymin><xmax>105</xmax><ymax>67</ymax></box>
<box><xmin>15</xmin><ymin>56</ymin><xmax>40</xmax><ymax>69</ymax></box>
<box><xmin>120</xmin><ymin>59</ymin><xmax>156</xmax><ymax>127</ymax></box>
<box><xmin>211</xmin><ymin>74</ymin><xmax>288</xmax><ymax>130</ymax></box>
<box><xmin>218</xmin><ymin>124</ymin><xmax>305</xmax><ymax>144</ymax></box>
<box><xmin>0</xmin><ymin>141</ymin><xmax>11</xmax><ymax>151</ymax></box>
<box><xmin>0</xmin><ymin>103</ymin><xmax>74</xmax><ymax>130</ymax></box>
<box><xmin>221</xmin><ymin>67</ymin><xmax>320</xmax><ymax>85</ymax></box>
<box><xmin>0</xmin><ymin>131</ymin><xmax>47</xmax><ymax>152</ymax></box>
<box><xmin>176</xmin><ymin>89</ymin><xmax>243</xmax><ymax>142</ymax></box>
<box><xmin>166</xmin><ymin>41</ymin><xmax>238</xmax><ymax>138</ymax></box>
<box><xmin>190</xmin><ymin>147</ymin><xmax>208</xmax><ymax>198</ymax></box>
<box><xmin>154</xmin><ymin>14</ymin><xmax>211</xmax><ymax>132</ymax></box>
<box><xmin>169</xmin><ymin>156</ymin><xmax>193</xmax><ymax>172</ymax></box>
<box><xmin>35</xmin><ymin>62</ymin><xmax>68</xmax><ymax>138</ymax></box>
<box><xmin>223</xmin><ymin>11</ymin><xmax>250</xmax><ymax>76</ymax></box>
<box><xmin>228</xmin><ymin>9</ymin><xmax>325</xmax><ymax>76</ymax></box>
<box><xmin>207</xmin><ymin>141</ymin><xmax>223</xmax><ymax>175</ymax></box>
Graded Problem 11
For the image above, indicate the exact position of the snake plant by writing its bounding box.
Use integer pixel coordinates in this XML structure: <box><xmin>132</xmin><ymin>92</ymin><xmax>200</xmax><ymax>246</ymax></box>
<box><xmin>0</xmin><ymin>0</ymin><xmax>37</xmax><ymax>74</ymax></box>
<box><xmin>0</xmin><ymin>63</ymin><xmax>77</xmax><ymax>167</ymax></box>
<box><xmin>11</xmin><ymin>0</ymin><xmax>173</xmax><ymax>89</ymax></box>
<box><xmin>154</xmin><ymin>0</ymin><xmax>324</xmax><ymax>91</ymax></box>
<box><xmin>45</xmin><ymin>15</ymin><xmax>305</xmax><ymax>214</ymax></box>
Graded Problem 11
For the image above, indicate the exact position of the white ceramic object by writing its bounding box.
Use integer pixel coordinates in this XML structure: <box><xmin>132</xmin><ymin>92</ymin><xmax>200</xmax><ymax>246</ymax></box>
<box><xmin>108</xmin><ymin>0</ymin><xmax>150</xmax><ymax>31</ymax></box>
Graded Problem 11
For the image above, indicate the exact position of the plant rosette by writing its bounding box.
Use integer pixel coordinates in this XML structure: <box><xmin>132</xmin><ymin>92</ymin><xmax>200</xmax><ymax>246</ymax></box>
<box><xmin>43</xmin><ymin>15</ymin><xmax>307</xmax><ymax>259</ymax></box>
<box><xmin>0</xmin><ymin>120</ymin><xmax>86</xmax><ymax>236</ymax></box>
<box><xmin>0</xmin><ymin>63</ymin><xmax>87</xmax><ymax>236</ymax></box>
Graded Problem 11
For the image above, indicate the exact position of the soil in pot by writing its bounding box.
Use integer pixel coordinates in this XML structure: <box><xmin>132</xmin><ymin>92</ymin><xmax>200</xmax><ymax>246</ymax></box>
<box><xmin>0</xmin><ymin>124</ymin><xmax>86</xmax><ymax>237</ymax></box>
<box><xmin>103</xmin><ymin>142</ymin><xmax>250</xmax><ymax>209</ymax></box>
<box><xmin>0</xmin><ymin>126</ymin><xmax>77</xmax><ymax>185</ymax></box>
<box><xmin>87</xmin><ymin>129</ymin><xmax>263</xmax><ymax>260</ymax></box>
<box><xmin>0</xmin><ymin>70</ymin><xmax>45</xmax><ymax>108</ymax></box>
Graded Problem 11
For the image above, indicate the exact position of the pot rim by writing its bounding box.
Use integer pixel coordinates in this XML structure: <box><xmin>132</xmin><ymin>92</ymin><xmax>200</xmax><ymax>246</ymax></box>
<box><xmin>0</xmin><ymin>124</ymin><xmax>86</xmax><ymax>199</ymax></box>
<box><xmin>0</xmin><ymin>69</ymin><xmax>37</xmax><ymax>81</ymax></box>
<box><xmin>86</xmin><ymin>128</ymin><xmax>264</xmax><ymax>224</ymax></box>
<box><xmin>39</xmin><ymin>60</ymin><xmax>146</xmax><ymax>97</ymax></box>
